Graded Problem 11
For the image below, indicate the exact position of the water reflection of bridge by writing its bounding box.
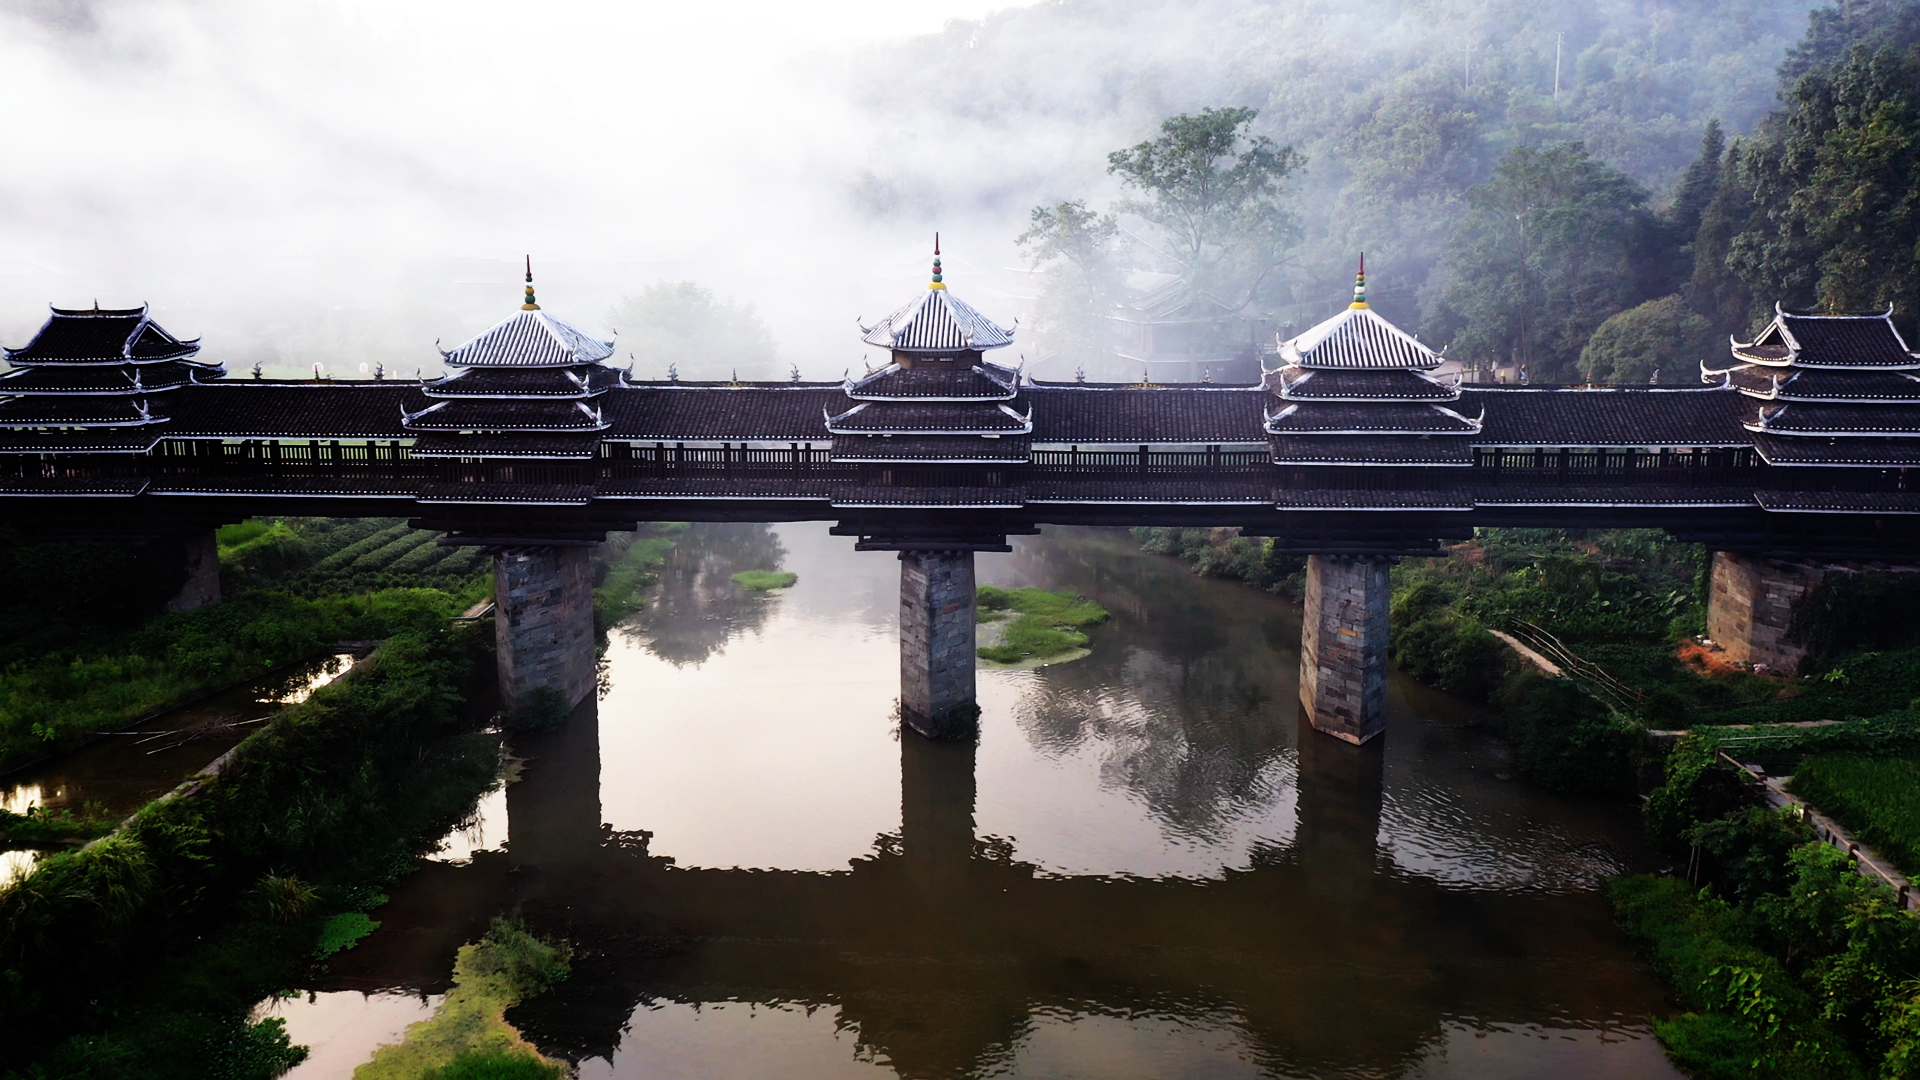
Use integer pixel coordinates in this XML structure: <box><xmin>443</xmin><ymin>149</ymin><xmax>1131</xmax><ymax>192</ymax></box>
<box><xmin>332</xmin><ymin>700</ymin><xmax>1665</xmax><ymax>1079</ymax></box>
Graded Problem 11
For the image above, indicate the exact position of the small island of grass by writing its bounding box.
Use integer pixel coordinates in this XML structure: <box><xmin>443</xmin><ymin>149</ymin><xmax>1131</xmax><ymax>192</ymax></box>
<box><xmin>975</xmin><ymin>585</ymin><xmax>1109</xmax><ymax>665</ymax></box>
<box><xmin>732</xmin><ymin>569</ymin><xmax>798</xmax><ymax>592</ymax></box>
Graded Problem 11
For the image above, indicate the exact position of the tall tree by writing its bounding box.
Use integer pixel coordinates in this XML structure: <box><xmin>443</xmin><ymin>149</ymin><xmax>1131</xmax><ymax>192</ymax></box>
<box><xmin>1668</xmin><ymin>119</ymin><xmax>1725</xmax><ymax>288</ymax></box>
<box><xmin>1106</xmin><ymin>107</ymin><xmax>1305</xmax><ymax>308</ymax></box>
<box><xmin>1686</xmin><ymin>143</ymin><xmax>1761</xmax><ymax>335</ymax></box>
<box><xmin>1725</xmin><ymin>39</ymin><xmax>1920</xmax><ymax>321</ymax></box>
<box><xmin>1016</xmin><ymin>200</ymin><xmax>1122</xmax><ymax>370</ymax></box>
<box><xmin>1432</xmin><ymin>142</ymin><xmax>1660</xmax><ymax>382</ymax></box>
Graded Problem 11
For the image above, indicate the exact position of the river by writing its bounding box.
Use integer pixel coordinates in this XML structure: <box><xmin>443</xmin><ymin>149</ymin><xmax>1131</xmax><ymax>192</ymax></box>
<box><xmin>273</xmin><ymin>523</ymin><xmax>1685</xmax><ymax>1079</ymax></box>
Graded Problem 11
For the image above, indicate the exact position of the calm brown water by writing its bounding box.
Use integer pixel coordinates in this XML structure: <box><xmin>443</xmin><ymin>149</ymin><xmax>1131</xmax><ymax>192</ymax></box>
<box><xmin>282</xmin><ymin>524</ymin><xmax>1685</xmax><ymax>1079</ymax></box>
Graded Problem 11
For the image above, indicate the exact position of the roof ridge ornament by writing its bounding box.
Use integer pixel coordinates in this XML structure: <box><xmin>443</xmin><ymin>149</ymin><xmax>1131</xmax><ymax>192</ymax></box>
<box><xmin>1349</xmin><ymin>253</ymin><xmax>1368</xmax><ymax>310</ymax></box>
<box><xmin>930</xmin><ymin>233</ymin><xmax>945</xmax><ymax>291</ymax></box>
<box><xmin>522</xmin><ymin>256</ymin><xmax>540</xmax><ymax>311</ymax></box>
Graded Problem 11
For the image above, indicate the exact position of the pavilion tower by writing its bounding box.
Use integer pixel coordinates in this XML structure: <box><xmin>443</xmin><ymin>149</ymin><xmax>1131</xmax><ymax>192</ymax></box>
<box><xmin>0</xmin><ymin>304</ymin><xmax>226</xmax><ymax>608</ymax></box>
<box><xmin>1701</xmin><ymin>305</ymin><xmax>1920</xmax><ymax>669</ymax></box>
<box><xmin>409</xmin><ymin>262</ymin><xmax>618</xmax><ymax>711</ymax></box>
<box><xmin>841</xmin><ymin>238</ymin><xmax>1023</xmax><ymax>739</ymax></box>
<box><xmin>1267</xmin><ymin>258</ymin><xmax>1479</xmax><ymax>744</ymax></box>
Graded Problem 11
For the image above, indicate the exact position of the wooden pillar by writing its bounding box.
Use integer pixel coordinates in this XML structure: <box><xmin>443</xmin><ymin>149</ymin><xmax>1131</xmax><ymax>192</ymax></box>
<box><xmin>1299</xmin><ymin>554</ymin><xmax>1390</xmax><ymax>744</ymax></box>
<box><xmin>899</xmin><ymin>549</ymin><xmax>978</xmax><ymax>740</ymax></box>
<box><xmin>495</xmin><ymin>545</ymin><xmax>597</xmax><ymax>711</ymax></box>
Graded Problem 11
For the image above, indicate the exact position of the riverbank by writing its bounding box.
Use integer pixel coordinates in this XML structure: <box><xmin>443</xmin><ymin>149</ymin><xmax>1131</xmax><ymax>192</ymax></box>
<box><xmin>0</xmin><ymin>624</ymin><xmax>501</xmax><ymax>1079</ymax></box>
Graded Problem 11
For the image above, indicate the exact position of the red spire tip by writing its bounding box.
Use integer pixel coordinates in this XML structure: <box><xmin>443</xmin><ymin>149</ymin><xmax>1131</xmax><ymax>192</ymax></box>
<box><xmin>934</xmin><ymin>232</ymin><xmax>940</xmax><ymax>257</ymax></box>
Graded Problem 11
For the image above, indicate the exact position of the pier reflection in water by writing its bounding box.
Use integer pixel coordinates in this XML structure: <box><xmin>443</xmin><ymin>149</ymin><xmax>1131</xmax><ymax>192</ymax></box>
<box><xmin>318</xmin><ymin>524</ymin><xmax>1682</xmax><ymax>1079</ymax></box>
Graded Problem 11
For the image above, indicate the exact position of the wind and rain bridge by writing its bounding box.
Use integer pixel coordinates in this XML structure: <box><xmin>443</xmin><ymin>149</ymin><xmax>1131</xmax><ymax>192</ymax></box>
<box><xmin>1</xmin><ymin>249</ymin><xmax>1915</xmax><ymax>747</ymax></box>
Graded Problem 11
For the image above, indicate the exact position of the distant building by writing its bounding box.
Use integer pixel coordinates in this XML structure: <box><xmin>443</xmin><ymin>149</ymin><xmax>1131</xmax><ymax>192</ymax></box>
<box><xmin>1109</xmin><ymin>273</ymin><xmax>1268</xmax><ymax>385</ymax></box>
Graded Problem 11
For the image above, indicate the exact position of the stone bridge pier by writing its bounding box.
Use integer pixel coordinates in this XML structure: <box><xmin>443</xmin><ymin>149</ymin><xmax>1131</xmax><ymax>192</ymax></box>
<box><xmin>898</xmin><ymin>548</ymin><xmax>979</xmax><ymax>741</ymax></box>
<box><xmin>1298</xmin><ymin>555</ymin><xmax>1392</xmax><ymax>745</ymax></box>
<box><xmin>494</xmin><ymin>544</ymin><xmax>598</xmax><ymax>712</ymax></box>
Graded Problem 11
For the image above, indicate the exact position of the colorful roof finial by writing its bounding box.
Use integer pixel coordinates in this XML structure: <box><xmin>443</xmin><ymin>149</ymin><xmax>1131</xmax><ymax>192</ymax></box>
<box><xmin>1349</xmin><ymin>253</ymin><xmax>1368</xmax><ymax>310</ymax></box>
<box><xmin>522</xmin><ymin>255</ymin><xmax>540</xmax><ymax>311</ymax></box>
<box><xmin>929</xmin><ymin>233</ymin><xmax>945</xmax><ymax>291</ymax></box>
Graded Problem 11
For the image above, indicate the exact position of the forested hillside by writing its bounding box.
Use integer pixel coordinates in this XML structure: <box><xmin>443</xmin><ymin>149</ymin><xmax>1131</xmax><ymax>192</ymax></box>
<box><xmin>851</xmin><ymin>0</ymin><xmax>1919</xmax><ymax>382</ymax></box>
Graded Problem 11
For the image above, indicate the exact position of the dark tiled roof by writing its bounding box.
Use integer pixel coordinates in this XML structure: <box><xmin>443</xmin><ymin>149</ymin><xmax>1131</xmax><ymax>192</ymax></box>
<box><xmin>167</xmin><ymin>383</ymin><xmax>414</xmax><ymax>439</ymax></box>
<box><xmin>1752</xmin><ymin>401</ymin><xmax>1920</xmax><ymax>436</ymax></box>
<box><xmin>596</xmin><ymin>478</ymin><xmax>835</xmax><ymax>500</ymax></box>
<box><xmin>440</xmin><ymin>309</ymin><xmax>614</xmax><ymax>368</ymax></box>
<box><xmin>417</xmin><ymin>482</ymin><xmax>594</xmax><ymax>505</ymax></box>
<box><xmin>1028</xmin><ymin>386</ymin><xmax>1267</xmax><ymax>443</ymax></box>
<box><xmin>1274</xmin><ymin>368</ymin><xmax>1459</xmax><ymax>401</ymax></box>
<box><xmin>409</xmin><ymin>433</ymin><xmax>601</xmax><ymax>459</ymax></box>
<box><xmin>1473</xmin><ymin>484</ymin><xmax>1756</xmax><ymax>507</ymax></box>
<box><xmin>1469</xmin><ymin>387</ymin><xmax>1749</xmax><ymax>446</ymax></box>
<box><xmin>1779</xmin><ymin>313</ymin><xmax>1917</xmax><ymax>367</ymax></box>
<box><xmin>1265</xmin><ymin>402</ymin><xmax>1478</xmax><ymax>434</ymax></box>
<box><xmin>403</xmin><ymin>398</ymin><xmax>607</xmax><ymax>432</ymax></box>
<box><xmin>1272</xmin><ymin>488</ymin><xmax>1472</xmax><ymax>510</ymax></box>
<box><xmin>1756</xmin><ymin>490</ymin><xmax>1920</xmax><ymax>514</ymax></box>
<box><xmin>1762</xmin><ymin>369</ymin><xmax>1920</xmax><ymax>401</ymax></box>
<box><xmin>0</xmin><ymin>429</ymin><xmax>160</xmax><ymax>453</ymax></box>
<box><xmin>0</xmin><ymin>362</ymin><xmax>208</xmax><ymax>394</ymax></box>
<box><xmin>860</xmin><ymin>288</ymin><xmax>1015</xmax><ymax>352</ymax></box>
<box><xmin>0</xmin><ymin>478</ymin><xmax>149</xmax><ymax>496</ymax></box>
<box><xmin>424</xmin><ymin>366</ymin><xmax>617</xmax><ymax>399</ymax></box>
<box><xmin>828</xmin><ymin>399</ymin><xmax>1029</xmax><ymax>434</ymax></box>
<box><xmin>845</xmin><ymin>363</ymin><xmax>1016</xmax><ymax>400</ymax></box>
<box><xmin>5</xmin><ymin>307</ymin><xmax>198</xmax><ymax>364</ymax></box>
<box><xmin>1269</xmin><ymin>435</ymin><xmax>1474</xmax><ymax>465</ymax></box>
<box><xmin>1280</xmin><ymin>307</ymin><xmax>1438</xmax><ymax>370</ymax></box>
<box><xmin>1024</xmin><ymin>477</ymin><xmax>1272</xmax><ymax>503</ymax></box>
<box><xmin>148</xmin><ymin>477</ymin><xmax>416</xmax><ymax>498</ymax></box>
<box><xmin>829</xmin><ymin>435</ymin><xmax>1030</xmax><ymax>462</ymax></box>
<box><xmin>1751</xmin><ymin>433</ymin><xmax>1920</xmax><ymax>467</ymax></box>
<box><xmin>605</xmin><ymin>386</ymin><xmax>839</xmax><ymax>441</ymax></box>
<box><xmin>830</xmin><ymin>485</ymin><xmax>1025</xmax><ymax>508</ymax></box>
<box><xmin>0</xmin><ymin>397</ymin><xmax>167</xmax><ymax>427</ymax></box>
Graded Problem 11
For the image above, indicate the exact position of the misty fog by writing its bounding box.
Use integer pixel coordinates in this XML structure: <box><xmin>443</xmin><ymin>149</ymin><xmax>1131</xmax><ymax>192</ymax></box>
<box><xmin>1</xmin><ymin>0</ymin><xmax>1823</xmax><ymax>382</ymax></box>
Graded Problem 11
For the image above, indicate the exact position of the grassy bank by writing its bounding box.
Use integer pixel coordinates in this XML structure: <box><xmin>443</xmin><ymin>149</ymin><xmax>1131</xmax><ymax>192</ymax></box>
<box><xmin>0</xmin><ymin>588</ymin><xmax>467</xmax><ymax>771</ymax></box>
<box><xmin>1788</xmin><ymin>755</ymin><xmax>1920</xmax><ymax>878</ymax></box>
<box><xmin>975</xmin><ymin>586</ymin><xmax>1109</xmax><ymax>664</ymax></box>
<box><xmin>0</xmin><ymin>625</ymin><xmax>500</xmax><ymax>1079</ymax></box>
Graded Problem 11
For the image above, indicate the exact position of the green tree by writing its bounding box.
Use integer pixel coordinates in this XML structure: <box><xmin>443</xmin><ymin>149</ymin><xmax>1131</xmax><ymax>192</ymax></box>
<box><xmin>1668</xmin><ymin>119</ymin><xmax>1725</xmax><ymax>290</ymax></box>
<box><xmin>1433</xmin><ymin>142</ymin><xmax>1661</xmax><ymax>382</ymax></box>
<box><xmin>607</xmin><ymin>282</ymin><xmax>776</xmax><ymax>380</ymax></box>
<box><xmin>1106</xmin><ymin>106</ymin><xmax>1305</xmax><ymax>308</ymax></box>
<box><xmin>1686</xmin><ymin>141</ymin><xmax>1762</xmax><ymax>336</ymax></box>
<box><xmin>1016</xmin><ymin>200</ymin><xmax>1122</xmax><ymax>369</ymax></box>
<box><xmin>1579</xmin><ymin>295</ymin><xmax>1720</xmax><ymax>384</ymax></box>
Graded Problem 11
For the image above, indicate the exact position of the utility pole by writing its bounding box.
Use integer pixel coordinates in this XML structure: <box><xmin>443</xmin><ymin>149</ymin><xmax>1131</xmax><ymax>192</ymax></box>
<box><xmin>1554</xmin><ymin>32</ymin><xmax>1563</xmax><ymax>99</ymax></box>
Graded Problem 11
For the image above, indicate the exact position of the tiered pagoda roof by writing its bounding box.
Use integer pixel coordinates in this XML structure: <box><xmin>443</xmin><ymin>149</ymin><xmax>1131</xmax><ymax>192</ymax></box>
<box><xmin>830</xmin><ymin>239</ymin><xmax>1030</xmax><ymax>473</ymax></box>
<box><xmin>1706</xmin><ymin>306</ymin><xmax>1920</xmax><ymax>467</ymax></box>
<box><xmin>0</xmin><ymin>304</ymin><xmax>221</xmax><ymax>451</ymax></box>
<box><xmin>403</xmin><ymin>263</ymin><xmax>616</xmax><ymax>460</ymax></box>
<box><xmin>1264</xmin><ymin>259</ymin><xmax>1479</xmax><ymax>465</ymax></box>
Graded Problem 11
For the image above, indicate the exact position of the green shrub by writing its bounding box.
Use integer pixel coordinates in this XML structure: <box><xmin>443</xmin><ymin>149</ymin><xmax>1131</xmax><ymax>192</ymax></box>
<box><xmin>424</xmin><ymin>1049</ymin><xmax>569</xmax><ymax>1080</ymax></box>
<box><xmin>314</xmin><ymin>911</ymin><xmax>380</xmax><ymax>958</ymax></box>
<box><xmin>1496</xmin><ymin>676</ymin><xmax>1640</xmax><ymax>794</ymax></box>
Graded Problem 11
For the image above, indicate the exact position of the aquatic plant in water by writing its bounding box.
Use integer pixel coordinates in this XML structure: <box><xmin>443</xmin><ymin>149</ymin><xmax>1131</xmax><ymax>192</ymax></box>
<box><xmin>975</xmin><ymin>585</ymin><xmax>1109</xmax><ymax>664</ymax></box>
<box><xmin>731</xmin><ymin>569</ymin><xmax>798</xmax><ymax>592</ymax></box>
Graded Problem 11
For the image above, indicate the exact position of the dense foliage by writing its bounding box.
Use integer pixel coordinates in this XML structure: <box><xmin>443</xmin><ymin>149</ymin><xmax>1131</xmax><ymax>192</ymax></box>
<box><xmin>0</xmin><ymin>627</ymin><xmax>499</xmax><ymax>1079</ymax></box>
<box><xmin>1616</xmin><ymin>738</ymin><xmax>1920</xmax><ymax>1079</ymax></box>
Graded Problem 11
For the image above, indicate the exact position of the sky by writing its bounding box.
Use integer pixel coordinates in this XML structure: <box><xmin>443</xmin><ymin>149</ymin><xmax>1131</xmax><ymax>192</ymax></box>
<box><xmin>0</xmin><ymin>0</ymin><xmax>1043</xmax><ymax>378</ymax></box>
